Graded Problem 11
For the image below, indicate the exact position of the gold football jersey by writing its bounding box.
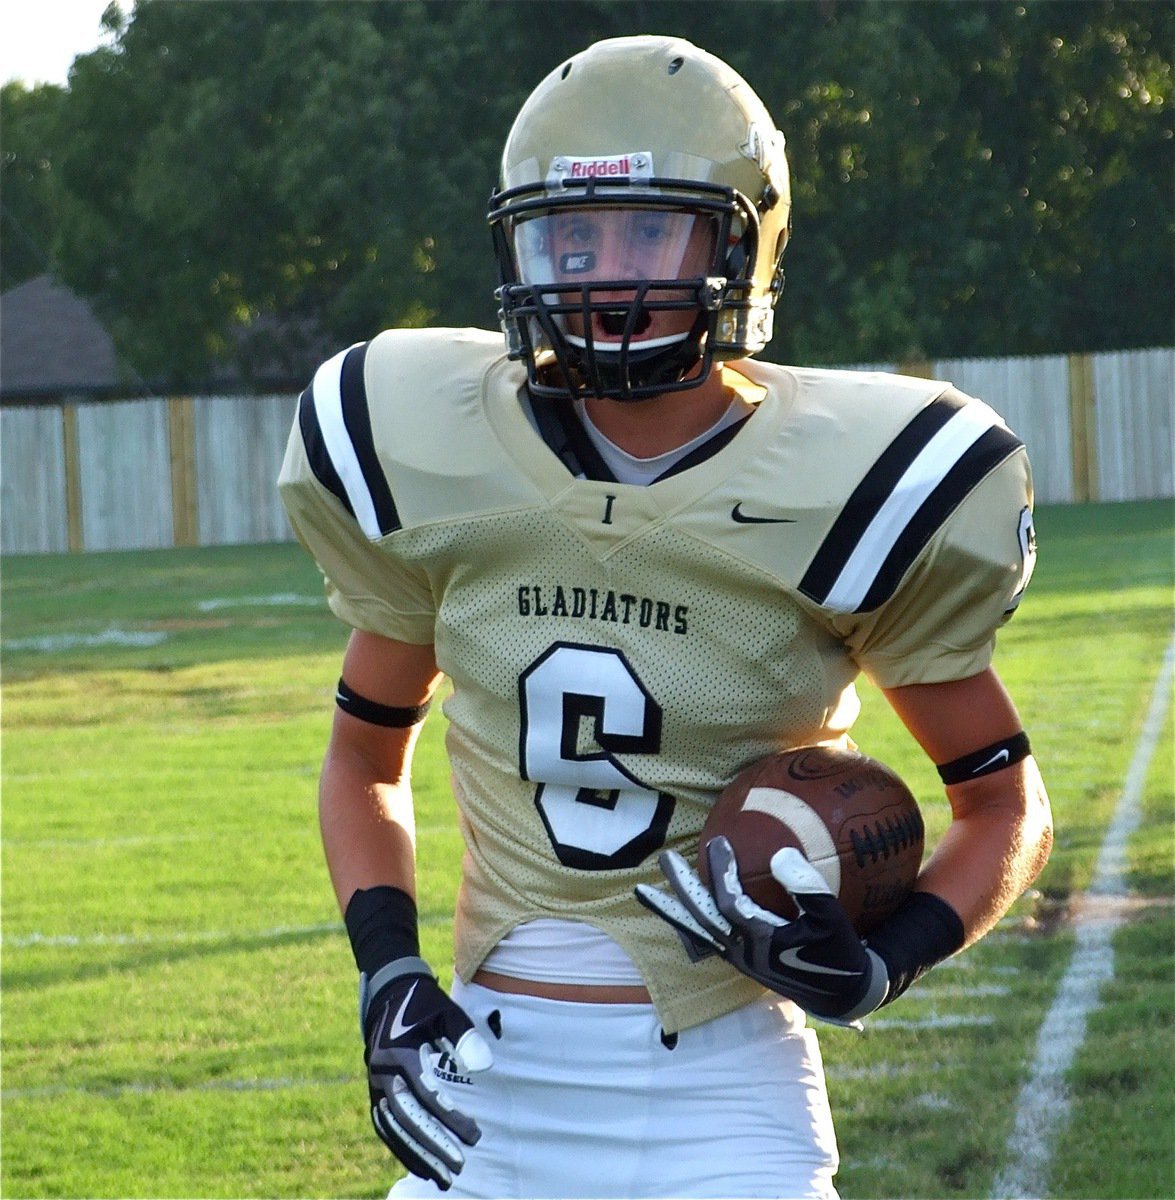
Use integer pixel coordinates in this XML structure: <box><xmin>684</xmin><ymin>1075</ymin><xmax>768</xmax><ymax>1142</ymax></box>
<box><xmin>278</xmin><ymin>327</ymin><xmax>1036</xmax><ymax>1033</ymax></box>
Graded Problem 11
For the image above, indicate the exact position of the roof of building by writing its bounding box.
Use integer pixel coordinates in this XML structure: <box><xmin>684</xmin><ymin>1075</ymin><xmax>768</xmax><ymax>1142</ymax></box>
<box><xmin>2</xmin><ymin>273</ymin><xmax>331</xmax><ymax>402</ymax></box>
<box><xmin>0</xmin><ymin>274</ymin><xmax>136</xmax><ymax>401</ymax></box>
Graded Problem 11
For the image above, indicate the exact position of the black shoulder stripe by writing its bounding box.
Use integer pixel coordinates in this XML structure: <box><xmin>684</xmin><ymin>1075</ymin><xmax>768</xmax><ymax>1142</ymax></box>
<box><xmin>799</xmin><ymin>394</ymin><xmax>965</xmax><ymax>604</ymax></box>
<box><xmin>799</xmin><ymin>394</ymin><xmax>1023</xmax><ymax>613</ymax></box>
<box><xmin>298</xmin><ymin>384</ymin><xmax>354</xmax><ymax>518</ymax></box>
<box><xmin>855</xmin><ymin>423</ymin><xmax>1024</xmax><ymax>612</ymax></box>
<box><xmin>339</xmin><ymin>343</ymin><xmax>402</xmax><ymax>536</ymax></box>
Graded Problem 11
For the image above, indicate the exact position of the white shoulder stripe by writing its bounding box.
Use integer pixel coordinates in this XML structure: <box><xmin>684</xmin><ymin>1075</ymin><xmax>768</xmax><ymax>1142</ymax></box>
<box><xmin>823</xmin><ymin>402</ymin><xmax>1002</xmax><ymax>612</ymax></box>
<box><xmin>311</xmin><ymin>345</ymin><xmax>382</xmax><ymax>540</ymax></box>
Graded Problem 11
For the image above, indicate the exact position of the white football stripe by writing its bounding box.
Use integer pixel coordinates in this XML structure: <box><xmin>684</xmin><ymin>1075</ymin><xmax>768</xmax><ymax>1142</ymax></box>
<box><xmin>825</xmin><ymin>401</ymin><xmax>1001</xmax><ymax>612</ymax></box>
<box><xmin>741</xmin><ymin>787</ymin><xmax>841</xmax><ymax>894</ymax></box>
<box><xmin>991</xmin><ymin>628</ymin><xmax>1175</xmax><ymax>1199</ymax></box>
<box><xmin>311</xmin><ymin>345</ymin><xmax>382</xmax><ymax>539</ymax></box>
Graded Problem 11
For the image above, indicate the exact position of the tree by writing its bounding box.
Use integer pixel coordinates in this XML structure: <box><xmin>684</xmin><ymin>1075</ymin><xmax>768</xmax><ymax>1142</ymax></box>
<box><xmin>753</xmin><ymin>0</ymin><xmax>1174</xmax><ymax>363</ymax></box>
<box><xmin>15</xmin><ymin>0</ymin><xmax>1172</xmax><ymax>386</ymax></box>
<box><xmin>1</xmin><ymin>81</ymin><xmax>68</xmax><ymax>290</ymax></box>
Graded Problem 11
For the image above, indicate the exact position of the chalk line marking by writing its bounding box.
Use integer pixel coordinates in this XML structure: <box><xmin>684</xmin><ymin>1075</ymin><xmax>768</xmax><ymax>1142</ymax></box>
<box><xmin>1</xmin><ymin>821</ymin><xmax>455</xmax><ymax>851</ymax></box>
<box><xmin>868</xmin><ymin>1012</ymin><xmax>995</xmax><ymax>1031</ymax></box>
<box><xmin>2</xmin><ymin>911</ymin><xmax>448</xmax><ymax>950</ymax></box>
<box><xmin>1</xmin><ymin>921</ymin><xmax>343</xmax><ymax>949</ymax></box>
<box><xmin>2</xmin><ymin>832</ymin><xmax>215</xmax><ymax>850</ymax></box>
<box><xmin>2</xmin><ymin>1073</ymin><xmax>355</xmax><ymax>1102</ymax></box>
<box><xmin>3</xmin><ymin>628</ymin><xmax>168</xmax><ymax>652</ymax></box>
<box><xmin>196</xmin><ymin>593</ymin><xmax>322</xmax><ymax>612</ymax></box>
<box><xmin>991</xmin><ymin>629</ymin><xmax>1175</xmax><ymax>1200</ymax></box>
<box><xmin>826</xmin><ymin>1062</ymin><xmax>918</xmax><ymax>1082</ymax></box>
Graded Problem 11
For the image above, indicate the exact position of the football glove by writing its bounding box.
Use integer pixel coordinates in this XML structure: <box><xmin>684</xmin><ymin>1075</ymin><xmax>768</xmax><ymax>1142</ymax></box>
<box><xmin>636</xmin><ymin>838</ymin><xmax>889</xmax><ymax>1028</ymax></box>
<box><xmin>361</xmin><ymin>958</ymin><xmax>493</xmax><ymax>1191</ymax></box>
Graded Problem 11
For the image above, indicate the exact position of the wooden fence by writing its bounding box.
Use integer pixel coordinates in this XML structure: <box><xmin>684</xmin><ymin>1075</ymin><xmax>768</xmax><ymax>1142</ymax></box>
<box><xmin>2</xmin><ymin>347</ymin><xmax>1172</xmax><ymax>555</ymax></box>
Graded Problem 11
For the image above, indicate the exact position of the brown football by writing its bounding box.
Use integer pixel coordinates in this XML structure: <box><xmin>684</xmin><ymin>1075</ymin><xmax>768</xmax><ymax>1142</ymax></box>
<box><xmin>699</xmin><ymin>745</ymin><xmax>924</xmax><ymax>934</ymax></box>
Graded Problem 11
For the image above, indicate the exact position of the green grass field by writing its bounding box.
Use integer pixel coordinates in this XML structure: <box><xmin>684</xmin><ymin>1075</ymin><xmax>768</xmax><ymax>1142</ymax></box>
<box><xmin>3</xmin><ymin>499</ymin><xmax>1172</xmax><ymax>1199</ymax></box>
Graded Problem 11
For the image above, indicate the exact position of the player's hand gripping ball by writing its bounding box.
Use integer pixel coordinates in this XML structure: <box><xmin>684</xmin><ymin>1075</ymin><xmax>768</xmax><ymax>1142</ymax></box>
<box><xmin>698</xmin><ymin>745</ymin><xmax>924</xmax><ymax>934</ymax></box>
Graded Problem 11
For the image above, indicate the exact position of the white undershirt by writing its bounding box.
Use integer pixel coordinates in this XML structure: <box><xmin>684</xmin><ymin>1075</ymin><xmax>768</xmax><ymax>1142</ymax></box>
<box><xmin>480</xmin><ymin>918</ymin><xmax>647</xmax><ymax>985</ymax></box>
<box><xmin>483</xmin><ymin>391</ymin><xmax>756</xmax><ymax>986</ymax></box>
<box><xmin>576</xmin><ymin>394</ymin><xmax>755</xmax><ymax>484</ymax></box>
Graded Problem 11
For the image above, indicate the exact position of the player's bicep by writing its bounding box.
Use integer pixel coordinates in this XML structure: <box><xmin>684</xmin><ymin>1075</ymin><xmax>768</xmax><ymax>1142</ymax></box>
<box><xmin>881</xmin><ymin>668</ymin><xmax>1022</xmax><ymax>764</ymax></box>
<box><xmin>341</xmin><ymin>630</ymin><xmax>442</xmax><ymax>709</ymax></box>
<box><xmin>327</xmin><ymin>632</ymin><xmax>442</xmax><ymax>783</ymax></box>
<box><xmin>882</xmin><ymin>668</ymin><xmax>1049</xmax><ymax>825</ymax></box>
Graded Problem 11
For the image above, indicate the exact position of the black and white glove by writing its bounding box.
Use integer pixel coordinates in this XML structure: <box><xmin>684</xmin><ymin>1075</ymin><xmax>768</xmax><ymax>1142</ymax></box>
<box><xmin>361</xmin><ymin>959</ymin><xmax>493</xmax><ymax>1191</ymax></box>
<box><xmin>636</xmin><ymin>837</ymin><xmax>889</xmax><ymax>1027</ymax></box>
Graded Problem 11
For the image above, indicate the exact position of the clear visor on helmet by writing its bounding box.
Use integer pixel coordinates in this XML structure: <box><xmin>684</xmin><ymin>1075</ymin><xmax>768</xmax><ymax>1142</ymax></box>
<box><xmin>515</xmin><ymin>207</ymin><xmax>715</xmax><ymax>287</ymax></box>
<box><xmin>513</xmin><ymin>206</ymin><xmax>718</xmax><ymax>351</ymax></box>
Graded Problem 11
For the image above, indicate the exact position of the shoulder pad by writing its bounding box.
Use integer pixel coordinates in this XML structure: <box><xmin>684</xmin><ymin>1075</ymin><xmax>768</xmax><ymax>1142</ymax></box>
<box><xmin>794</xmin><ymin>382</ymin><xmax>1024</xmax><ymax>614</ymax></box>
<box><xmin>295</xmin><ymin>329</ymin><xmax>506</xmax><ymax>539</ymax></box>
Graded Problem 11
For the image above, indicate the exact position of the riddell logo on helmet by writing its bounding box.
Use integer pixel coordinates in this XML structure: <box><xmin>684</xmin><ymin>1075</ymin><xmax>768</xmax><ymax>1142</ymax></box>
<box><xmin>570</xmin><ymin>156</ymin><xmax>632</xmax><ymax>177</ymax></box>
<box><xmin>548</xmin><ymin>152</ymin><xmax>654</xmax><ymax>185</ymax></box>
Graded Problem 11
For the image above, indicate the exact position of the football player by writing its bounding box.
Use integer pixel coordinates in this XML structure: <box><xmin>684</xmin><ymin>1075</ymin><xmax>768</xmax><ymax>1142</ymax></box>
<box><xmin>279</xmin><ymin>35</ymin><xmax>1052</xmax><ymax>1199</ymax></box>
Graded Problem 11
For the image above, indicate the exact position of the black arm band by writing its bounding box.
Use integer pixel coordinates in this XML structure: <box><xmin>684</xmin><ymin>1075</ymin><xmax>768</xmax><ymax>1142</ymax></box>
<box><xmin>865</xmin><ymin>892</ymin><xmax>966</xmax><ymax>1006</ymax></box>
<box><xmin>936</xmin><ymin>731</ymin><xmax>1031</xmax><ymax>785</ymax></box>
<box><xmin>343</xmin><ymin>885</ymin><xmax>420</xmax><ymax>978</ymax></box>
<box><xmin>335</xmin><ymin>677</ymin><xmax>431</xmax><ymax>728</ymax></box>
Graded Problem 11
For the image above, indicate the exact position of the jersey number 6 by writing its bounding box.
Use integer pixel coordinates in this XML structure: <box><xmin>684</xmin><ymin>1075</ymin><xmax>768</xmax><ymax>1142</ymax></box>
<box><xmin>519</xmin><ymin>643</ymin><xmax>676</xmax><ymax>870</ymax></box>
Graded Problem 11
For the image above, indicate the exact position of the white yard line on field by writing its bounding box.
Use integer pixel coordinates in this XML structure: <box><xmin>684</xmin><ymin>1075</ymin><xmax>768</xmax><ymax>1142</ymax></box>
<box><xmin>990</xmin><ymin>629</ymin><xmax>1175</xmax><ymax>1200</ymax></box>
<box><xmin>2</xmin><ymin>911</ymin><xmax>450</xmax><ymax>949</ymax></box>
<box><xmin>2</xmin><ymin>1073</ymin><xmax>356</xmax><ymax>1101</ymax></box>
<box><xmin>1</xmin><ymin>921</ymin><xmax>343</xmax><ymax>948</ymax></box>
<box><xmin>868</xmin><ymin>1012</ymin><xmax>995</xmax><ymax>1031</ymax></box>
<box><xmin>196</xmin><ymin>593</ymin><xmax>323</xmax><ymax>611</ymax></box>
<box><xmin>1</xmin><ymin>822</ymin><xmax>454</xmax><ymax>851</ymax></box>
<box><xmin>3</xmin><ymin>628</ymin><xmax>169</xmax><ymax>651</ymax></box>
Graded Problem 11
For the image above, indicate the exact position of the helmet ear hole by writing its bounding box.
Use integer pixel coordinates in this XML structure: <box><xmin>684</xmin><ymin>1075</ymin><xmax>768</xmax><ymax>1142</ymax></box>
<box><xmin>725</xmin><ymin>236</ymin><xmax>747</xmax><ymax>279</ymax></box>
<box><xmin>769</xmin><ymin>228</ymin><xmax>789</xmax><ymax>299</ymax></box>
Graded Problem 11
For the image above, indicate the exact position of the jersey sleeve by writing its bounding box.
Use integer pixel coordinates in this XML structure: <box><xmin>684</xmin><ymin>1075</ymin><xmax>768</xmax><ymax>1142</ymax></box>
<box><xmin>277</xmin><ymin>342</ymin><xmax>437</xmax><ymax>644</ymax></box>
<box><xmin>834</xmin><ymin>445</ymin><xmax>1036</xmax><ymax>688</ymax></box>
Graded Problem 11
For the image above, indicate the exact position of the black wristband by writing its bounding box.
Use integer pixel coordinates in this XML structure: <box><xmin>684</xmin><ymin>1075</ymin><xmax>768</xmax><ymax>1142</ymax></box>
<box><xmin>335</xmin><ymin>678</ymin><xmax>432</xmax><ymax>728</ymax></box>
<box><xmin>936</xmin><ymin>731</ymin><xmax>1031</xmax><ymax>785</ymax></box>
<box><xmin>865</xmin><ymin>892</ymin><xmax>965</xmax><ymax>1006</ymax></box>
<box><xmin>343</xmin><ymin>885</ymin><xmax>420</xmax><ymax>978</ymax></box>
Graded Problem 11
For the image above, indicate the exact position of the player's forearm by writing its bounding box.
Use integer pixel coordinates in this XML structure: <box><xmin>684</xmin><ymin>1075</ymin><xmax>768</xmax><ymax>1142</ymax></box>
<box><xmin>318</xmin><ymin>735</ymin><xmax>420</xmax><ymax>912</ymax></box>
<box><xmin>914</xmin><ymin>757</ymin><xmax>1053</xmax><ymax>947</ymax></box>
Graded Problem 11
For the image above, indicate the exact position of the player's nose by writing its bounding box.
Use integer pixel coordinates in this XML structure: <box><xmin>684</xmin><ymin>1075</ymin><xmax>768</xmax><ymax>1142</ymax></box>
<box><xmin>591</xmin><ymin>225</ymin><xmax>642</xmax><ymax>281</ymax></box>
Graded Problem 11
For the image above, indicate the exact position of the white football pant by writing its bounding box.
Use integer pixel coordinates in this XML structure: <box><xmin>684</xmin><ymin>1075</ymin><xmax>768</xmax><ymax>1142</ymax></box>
<box><xmin>388</xmin><ymin>978</ymin><xmax>839</xmax><ymax>1199</ymax></box>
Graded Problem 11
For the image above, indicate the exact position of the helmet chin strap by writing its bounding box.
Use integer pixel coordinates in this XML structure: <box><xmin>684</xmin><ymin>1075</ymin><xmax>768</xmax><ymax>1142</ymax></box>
<box><xmin>552</xmin><ymin>310</ymin><xmax>713</xmax><ymax>403</ymax></box>
<box><xmin>565</xmin><ymin>329</ymin><xmax>690</xmax><ymax>354</ymax></box>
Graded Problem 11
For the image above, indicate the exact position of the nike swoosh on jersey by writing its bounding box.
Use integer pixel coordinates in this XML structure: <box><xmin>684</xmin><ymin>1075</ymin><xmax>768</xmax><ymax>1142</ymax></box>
<box><xmin>972</xmin><ymin>748</ymin><xmax>1010</xmax><ymax>773</ymax></box>
<box><xmin>731</xmin><ymin>502</ymin><xmax>796</xmax><ymax>524</ymax></box>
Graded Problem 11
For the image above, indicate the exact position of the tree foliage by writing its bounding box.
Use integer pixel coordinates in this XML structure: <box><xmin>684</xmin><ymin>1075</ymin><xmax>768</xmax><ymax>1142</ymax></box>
<box><xmin>1</xmin><ymin>80</ymin><xmax>69</xmax><ymax>289</ymax></box>
<box><xmin>2</xmin><ymin>0</ymin><xmax>1170</xmax><ymax>388</ymax></box>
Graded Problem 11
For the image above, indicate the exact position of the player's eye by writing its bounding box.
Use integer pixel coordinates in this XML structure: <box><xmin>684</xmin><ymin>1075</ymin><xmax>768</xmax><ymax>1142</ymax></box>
<box><xmin>563</xmin><ymin>218</ymin><xmax>597</xmax><ymax>245</ymax></box>
<box><xmin>632</xmin><ymin>216</ymin><xmax>671</xmax><ymax>244</ymax></box>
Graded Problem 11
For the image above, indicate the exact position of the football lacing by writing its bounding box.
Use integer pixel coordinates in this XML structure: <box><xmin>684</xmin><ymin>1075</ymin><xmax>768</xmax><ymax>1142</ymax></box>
<box><xmin>849</xmin><ymin>809</ymin><xmax>924</xmax><ymax>868</ymax></box>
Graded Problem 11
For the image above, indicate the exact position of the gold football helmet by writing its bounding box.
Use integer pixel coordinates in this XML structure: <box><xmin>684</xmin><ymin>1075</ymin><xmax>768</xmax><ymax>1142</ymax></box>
<box><xmin>488</xmin><ymin>35</ymin><xmax>791</xmax><ymax>402</ymax></box>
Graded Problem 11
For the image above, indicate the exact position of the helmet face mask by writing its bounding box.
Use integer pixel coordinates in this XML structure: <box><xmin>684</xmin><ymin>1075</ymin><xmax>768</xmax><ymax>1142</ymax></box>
<box><xmin>488</xmin><ymin>36</ymin><xmax>790</xmax><ymax>403</ymax></box>
<box><xmin>492</xmin><ymin>180</ymin><xmax>756</xmax><ymax>401</ymax></box>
